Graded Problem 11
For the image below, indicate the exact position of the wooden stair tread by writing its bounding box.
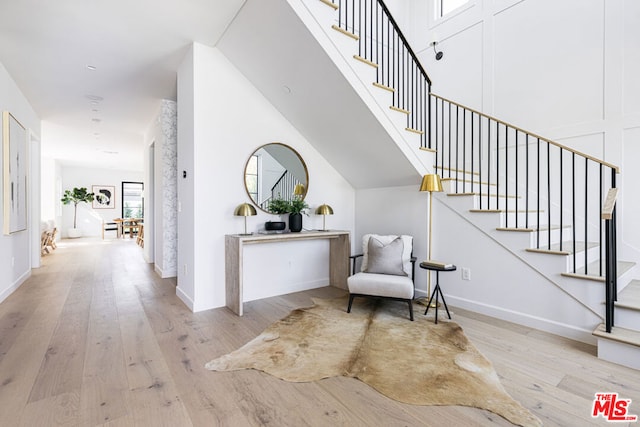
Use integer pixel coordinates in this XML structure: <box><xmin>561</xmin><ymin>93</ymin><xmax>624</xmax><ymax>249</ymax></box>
<box><xmin>435</xmin><ymin>166</ymin><xmax>480</xmax><ymax>176</ymax></box>
<box><xmin>372</xmin><ymin>82</ymin><xmax>395</xmax><ymax>93</ymax></box>
<box><xmin>593</xmin><ymin>323</ymin><xmax>640</xmax><ymax>348</ymax></box>
<box><xmin>441</xmin><ymin>177</ymin><xmax>497</xmax><ymax>187</ymax></box>
<box><xmin>419</xmin><ymin>146</ymin><xmax>436</xmax><ymax>153</ymax></box>
<box><xmin>390</xmin><ymin>105</ymin><xmax>409</xmax><ymax>115</ymax></box>
<box><xmin>405</xmin><ymin>127</ymin><xmax>424</xmax><ymax>135</ymax></box>
<box><xmin>354</xmin><ymin>54</ymin><xmax>378</xmax><ymax>68</ymax></box>
<box><xmin>447</xmin><ymin>192</ymin><xmax>520</xmax><ymax>199</ymax></box>
<box><xmin>319</xmin><ymin>0</ymin><xmax>339</xmax><ymax>10</ymax></box>
<box><xmin>497</xmin><ymin>224</ymin><xmax>572</xmax><ymax>233</ymax></box>
<box><xmin>470</xmin><ymin>209</ymin><xmax>543</xmax><ymax>214</ymax></box>
<box><xmin>331</xmin><ymin>25</ymin><xmax>359</xmax><ymax>40</ymax></box>
<box><xmin>560</xmin><ymin>260</ymin><xmax>635</xmax><ymax>282</ymax></box>
<box><xmin>526</xmin><ymin>240</ymin><xmax>598</xmax><ymax>256</ymax></box>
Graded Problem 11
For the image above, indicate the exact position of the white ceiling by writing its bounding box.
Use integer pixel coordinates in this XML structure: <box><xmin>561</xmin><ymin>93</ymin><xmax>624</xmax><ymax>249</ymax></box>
<box><xmin>0</xmin><ymin>0</ymin><xmax>246</xmax><ymax>171</ymax></box>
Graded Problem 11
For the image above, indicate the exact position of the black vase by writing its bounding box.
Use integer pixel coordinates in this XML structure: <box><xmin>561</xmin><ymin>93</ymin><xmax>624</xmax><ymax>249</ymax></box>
<box><xmin>289</xmin><ymin>213</ymin><xmax>302</xmax><ymax>232</ymax></box>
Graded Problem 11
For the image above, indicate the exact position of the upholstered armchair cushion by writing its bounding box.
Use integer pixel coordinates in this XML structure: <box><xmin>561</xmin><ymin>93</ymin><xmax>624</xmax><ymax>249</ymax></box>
<box><xmin>361</xmin><ymin>234</ymin><xmax>413</xmax><ymax>278</ymax></box>
<box><xmin>347</xmin><ymin>272</ymin><xmax>414</xmax><ymax>299</ymax></box>
<box><xmin>364</xmin><ymin>236</ymin><xmax>407</xmax><ymax>276</ymax></box>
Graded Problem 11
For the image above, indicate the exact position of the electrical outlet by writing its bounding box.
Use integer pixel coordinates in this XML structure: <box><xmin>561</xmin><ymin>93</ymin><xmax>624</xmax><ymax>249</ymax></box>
<box><xmin>11</xmin><ymin>257</ymin><xmax>15</xmax><ymax>267</ymax></box>
<box><xmin>183</xmin><ymin>264</ymin><xmax>188</xmax><ymax>276</ymax></box>
<box><xmin>462</xmin><ymin>268</ymin><xmax>471</xmax><ymax>281</ymax></box>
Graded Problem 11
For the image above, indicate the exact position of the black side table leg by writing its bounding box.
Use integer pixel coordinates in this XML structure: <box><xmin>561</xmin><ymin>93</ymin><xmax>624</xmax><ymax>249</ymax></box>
<box><xmin>424</xmin><ymin>272</ymin><xmax>437</xmax><ymax>316</ymax></box>
<box><xmin>439</xmin><ymin>286</ymin><xmax>451</xmax><ymax>320</ymax></box>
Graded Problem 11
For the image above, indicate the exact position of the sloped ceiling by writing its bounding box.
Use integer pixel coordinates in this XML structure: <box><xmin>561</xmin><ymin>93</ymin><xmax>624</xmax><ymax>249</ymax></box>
<box><xmin>218</xmin><ymin>0</ymin><xmax>420</xmax><ymax>189</ymax></box>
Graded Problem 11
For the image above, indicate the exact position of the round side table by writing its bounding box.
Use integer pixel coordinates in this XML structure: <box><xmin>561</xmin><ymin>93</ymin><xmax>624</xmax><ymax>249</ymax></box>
<box><xmin>419</xmin><ymin>262</ymin><xmax>456</xmax><ymax>324</ymax></box>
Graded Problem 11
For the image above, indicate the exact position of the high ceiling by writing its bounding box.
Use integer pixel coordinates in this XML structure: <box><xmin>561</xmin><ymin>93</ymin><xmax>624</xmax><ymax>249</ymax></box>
<box><xmin>0</xmin><ymin>0</ymin><xmax>245</xmax><ymax>171</ymax></box>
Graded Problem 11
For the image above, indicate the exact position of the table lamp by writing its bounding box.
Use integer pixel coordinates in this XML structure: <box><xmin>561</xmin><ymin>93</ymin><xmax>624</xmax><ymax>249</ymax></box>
<box><xmin>315</xmin><ymin>204</ymin><xmax>334</xmax><ymax>231</ymax></box>
<box><xmin>234</xmin><ymin>203</ymin><xmax>257</xmax><ymax>235</ymax></box>
<box><xmin>293</xmin><ymin>184</ymin><xmax>306</xmax><ymax>197</ymax></box>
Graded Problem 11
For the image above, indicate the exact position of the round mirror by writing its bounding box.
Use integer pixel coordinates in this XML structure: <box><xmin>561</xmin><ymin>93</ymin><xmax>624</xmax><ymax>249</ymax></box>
<box><xmin>244</xmin><ymin>143</ymin><xmax>309</xmax><ymax>213</ymax></box>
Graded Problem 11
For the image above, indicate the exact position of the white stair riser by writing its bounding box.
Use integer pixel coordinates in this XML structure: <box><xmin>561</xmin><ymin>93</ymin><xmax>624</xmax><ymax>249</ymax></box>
<box><xmin>533</xmin><ymin>227</ymin><xmax>573</xmax><ymax>247</ymax></box>
<box><xmin>566</xmin><ymin>245</ymin><xmax>602</xmax><ymax>272</ymax></box>
<box><xmin>615</xmin><ymin>307</ymin><xmax>640</xmax><ymax>331</ymax></box>
<box><xmin>501</xmin><ymin>211</ymin><xmax>548</xmax><ymax>228</ymax></box>
<box><xmin>597</xmin><ymin>338</ymin><xmax>640</xmax><ymax>370</ymax></box>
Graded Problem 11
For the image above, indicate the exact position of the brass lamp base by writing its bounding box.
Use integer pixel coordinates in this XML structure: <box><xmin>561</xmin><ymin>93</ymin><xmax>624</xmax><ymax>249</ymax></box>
<box><xmin>415</xmin><ymin>297</ymin><xmax>441</xmax><ymax>308</ymax></box>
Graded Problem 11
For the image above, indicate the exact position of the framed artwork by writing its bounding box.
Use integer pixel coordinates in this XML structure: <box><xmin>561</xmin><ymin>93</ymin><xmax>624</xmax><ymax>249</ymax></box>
<box><xmin>3</xmin><ymin>111</ymin><xmax>28</xmax><ymax>235</ymax></box>
<box><xmin>92</xmin><ymin>185</ymin><xmax>115</xmax><ymax>209</ymax></box>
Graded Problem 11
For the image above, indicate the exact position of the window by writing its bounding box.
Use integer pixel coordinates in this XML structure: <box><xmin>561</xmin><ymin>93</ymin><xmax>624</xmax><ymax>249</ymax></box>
<box><xmin>245</xmin><ymin>155</ymin><xmax>259</xmax><ymax>203</ymax></box>
<box><xmin>437</xmin><ymin>0</ymin><xmax>470</xmax><ymax>18</ymax></box>
<box><xmin>122</xmin><ymin>181</ymin><xmax>144</xmax><ymax>219</ymax></box>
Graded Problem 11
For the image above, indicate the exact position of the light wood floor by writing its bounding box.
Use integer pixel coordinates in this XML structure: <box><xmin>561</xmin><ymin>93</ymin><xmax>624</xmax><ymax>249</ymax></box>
<box><xmin>2</xmin><ymin>238</ymin><xmax>639</xmax><ymax>426</ymax></box>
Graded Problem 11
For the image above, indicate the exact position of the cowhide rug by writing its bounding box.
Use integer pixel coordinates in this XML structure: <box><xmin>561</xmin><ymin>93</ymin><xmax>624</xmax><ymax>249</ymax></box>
<box><xmin>206</xmin><ymin>297</ymin><xmax>542</xmax><ymax>427</ymax></box>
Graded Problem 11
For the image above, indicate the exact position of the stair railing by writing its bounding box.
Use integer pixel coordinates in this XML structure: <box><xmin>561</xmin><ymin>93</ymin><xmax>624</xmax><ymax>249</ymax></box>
<box><xmin>602</xmin><ymin>188</ymin><xmax>619</xmax><ymax>332</ymax></box>
<box><xmin>430</xmin><ymin>94</ymin><xmax>619</xmax><ymax>278</ymax></box>
<box><xmin>323</xmin><ymin>0</ymin><xmax>620</xmax><ymax>281</ymax></box>
<box><xmin>329</xmin><ymin>0</ymin><xmax>432</xmax><ymax>146</ymax></box>
<box><xmin>269</xmin><ymin>171</ymin><xmax>302</xmax><ymax>204</ymax></box>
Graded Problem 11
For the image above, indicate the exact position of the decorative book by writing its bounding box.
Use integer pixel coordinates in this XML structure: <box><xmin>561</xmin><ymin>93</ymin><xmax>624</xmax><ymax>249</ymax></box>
<box><xmin>422</xmin><ymin>260</ymin><xmax>454</xmax><ymax>269</ymax></box>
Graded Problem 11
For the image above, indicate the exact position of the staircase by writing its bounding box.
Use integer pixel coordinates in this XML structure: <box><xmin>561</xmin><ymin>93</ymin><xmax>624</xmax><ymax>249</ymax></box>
<box><xmin>303</xmin><ymin>0</ymin><xmax>640</xmax><ymax>369</ymax></box>
<box><xmin>221</xmin><ymin>0</ymin><xmax>640</xmax><ymax>369</ymax></box>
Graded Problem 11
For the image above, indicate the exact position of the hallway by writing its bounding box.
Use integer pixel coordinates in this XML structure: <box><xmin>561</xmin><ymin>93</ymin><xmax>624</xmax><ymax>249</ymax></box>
<box><xmin>1</xmin><ymin>238</ymin><xmax>639</xmax><ymax>426</ymax></box>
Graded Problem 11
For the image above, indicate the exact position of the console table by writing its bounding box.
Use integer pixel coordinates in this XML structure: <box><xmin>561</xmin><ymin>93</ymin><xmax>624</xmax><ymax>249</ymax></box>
<box><xmin>225</xmin><ymin>230</ymin><xmax>350</xmax><ymax>316</ymax></box>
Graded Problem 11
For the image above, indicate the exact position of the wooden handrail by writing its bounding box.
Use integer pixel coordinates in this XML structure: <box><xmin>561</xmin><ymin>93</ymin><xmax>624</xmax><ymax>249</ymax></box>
<box><xmin>430</xmin><ymin>93</ymin><xmax>620</xmax><ymax>173</ymax></box>
<box><xmin>602</xmin><ymin>188</ymin><xmax>619</xmax><ymax>220</ymax></box>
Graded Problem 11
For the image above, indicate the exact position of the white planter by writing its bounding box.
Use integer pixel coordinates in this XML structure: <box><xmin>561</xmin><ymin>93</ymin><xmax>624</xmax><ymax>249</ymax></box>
<box><xmin>67</xmin><ymin>228</ymin><xmax>82</xmax><ymax>238</ymax></box>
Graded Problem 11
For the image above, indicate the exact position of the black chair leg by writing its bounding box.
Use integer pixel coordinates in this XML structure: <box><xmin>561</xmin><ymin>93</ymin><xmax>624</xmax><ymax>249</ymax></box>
<box><xmin>408</xmin><ymin>300</ymin><xmax>414</xmax><ymax>321</ymax></box>
<box><xmin>347</xmin><ymin>294</ymin><xmax>355</xmax><ymax>313</ymax></box>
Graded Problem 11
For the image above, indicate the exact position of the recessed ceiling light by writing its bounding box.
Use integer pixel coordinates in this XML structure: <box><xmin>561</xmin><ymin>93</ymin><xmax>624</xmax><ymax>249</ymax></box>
<box><xmin>86</xmin><ymin>65</ymin><xmax>97</xmax><ymax>71</ymax></box>
<box><xmin>92</xmin><ymin>108</ymin><xmax>99</xmax><ymax>113</ymax></box>
<box><xmin>85</xmin><ymin>94</ymin><xmax>104</xmax><ymax>102</ymax></box>
<box><xmin>91</xmin><ymin>118</ymin><xmax>101</xmax><ymax>123</ymax></box>
<box><xmin>101</xmin><ymin>150</ymin><xmax>119</xmax><ymax>155</ymax></box>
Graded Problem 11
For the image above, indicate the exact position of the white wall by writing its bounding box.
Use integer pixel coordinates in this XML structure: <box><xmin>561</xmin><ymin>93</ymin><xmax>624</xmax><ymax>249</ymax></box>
<box><xmin>59</xmin><ymin>166</ymin><xmax>143</xmax><ymax>238</ymax></box>
<box><xmin>0</xmin><ymin>61</ymin><xmax>41</xmax><ymax>303</ymax></box>
<box><xmin>177</xmin><ymin>43</ymin><xmax>356</xmax><ymax>312</ymax></box>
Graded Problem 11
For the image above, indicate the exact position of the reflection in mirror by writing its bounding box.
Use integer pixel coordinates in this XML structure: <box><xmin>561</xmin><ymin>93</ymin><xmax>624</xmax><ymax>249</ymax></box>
<box><xmin>244</xmin><ymin>143</ymin><xmax>308</xmax><ymax>213</ymax></box>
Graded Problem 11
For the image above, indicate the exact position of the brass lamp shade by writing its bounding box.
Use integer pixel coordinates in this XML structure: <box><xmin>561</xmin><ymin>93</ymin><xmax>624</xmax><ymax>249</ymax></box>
<box><xmin>293</xmin><ymin>184</ymin><xmax>306</xmax><ymax>196</ymax></box>
<box><xmin>315</xmin><ymin>204</ymin><xmax>334</xmax><ymax>215</ymax></box>
<box><xmin>234</xmin><ymin>203</ymin><xmax>256</xmax><ymax>235</ymax></box>
<box><xmin>419</xmin><ymin>174</ymin><xmax>443</xmax><ymax>192</ymax></box>
<box><xmin>315</xmin><ymin>204</ymin><xmax>334</xmax><ymax>231</ymax></box>
<box><xmin>234</xmin><ymin>203</ymin><xmax>257</xmax><ymax>217</ymax></box>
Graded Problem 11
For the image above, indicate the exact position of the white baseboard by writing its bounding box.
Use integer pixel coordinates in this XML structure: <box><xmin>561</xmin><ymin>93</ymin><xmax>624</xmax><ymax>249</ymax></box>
<box><xmin>176</xmin><ymin>286</ymin><xmax>195</xmax><ymax>311</ymax></box>
<box><xmin>445</xmin><ymin>294</ymin><xmax>597</xmax><ymax>345</ymax></box>
<box><xmin>0</xmin><ymin>270</ymin><xmax>31</xmax><ymax>304</ymax></box>
<box><xmin>154</xmin><ymin>264</ymin><xmax>177</xmax><ymax>279</ymax></box>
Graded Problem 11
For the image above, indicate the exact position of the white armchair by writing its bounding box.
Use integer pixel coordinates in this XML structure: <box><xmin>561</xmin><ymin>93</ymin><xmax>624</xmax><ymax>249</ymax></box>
<box><xmin>347</xmin><ymin>234</ymin><xmax>417</xmax><ymax>320</ymax></box>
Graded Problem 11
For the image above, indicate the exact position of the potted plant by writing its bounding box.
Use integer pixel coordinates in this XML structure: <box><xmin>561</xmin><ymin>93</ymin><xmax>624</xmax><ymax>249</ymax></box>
<box><xmin>61</xmin><ymin>187</ymin><xmax>95</xmax><ymax>238</ymax></box>
<box><xmin>287</xmin><ymin>197</ymin><xmax>309</xmax><ymax>233</ymax></box>
<box><xmin>265</xmin><ymin>197</ymin><xmax>289</xmax><ymax>231</ymax></box>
